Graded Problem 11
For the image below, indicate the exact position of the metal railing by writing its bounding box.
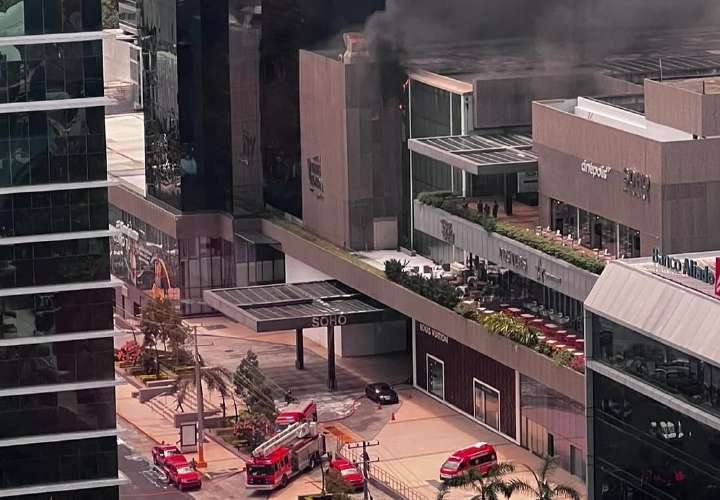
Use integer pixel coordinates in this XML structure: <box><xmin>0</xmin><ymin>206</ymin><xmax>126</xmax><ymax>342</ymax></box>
<box><xmin>342</xmin><ymin>448</ymin><xmax>433</xmax><ymax>500</ymax></box>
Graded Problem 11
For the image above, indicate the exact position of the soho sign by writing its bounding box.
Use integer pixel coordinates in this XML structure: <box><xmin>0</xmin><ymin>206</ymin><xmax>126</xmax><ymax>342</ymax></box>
<box><xmin>580</xmin><ymin>160</ymin><xmax>611</xmax><ymax>180</ymax></box>
<box><xmin>311</xmin><ymin>315</ymin><xmax>348</xmax><ymax>327</ymax></box>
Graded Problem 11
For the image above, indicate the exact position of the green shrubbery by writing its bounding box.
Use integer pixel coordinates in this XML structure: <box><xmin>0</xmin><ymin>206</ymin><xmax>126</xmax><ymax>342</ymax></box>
<box><xmin>417</xmin><ymin>193</ymin><xmax>605</xmax><ymax>274</ymax></box>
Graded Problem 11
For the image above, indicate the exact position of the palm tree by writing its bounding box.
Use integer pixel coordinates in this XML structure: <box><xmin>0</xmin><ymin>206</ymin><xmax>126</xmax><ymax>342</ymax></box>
<box><xmin>437</xmin><ymin>463</ymin><xmax>516</xmax><ymax>500</ymax></box>
<box><xmin>508</xmin><ymin>456</ymin><xmax>581</xmax><ymax>500</ymax></box>
<box><xmin>172</xmin><ymin>364</ymin><xmax>236</xmax><ymax>419</ymax></box>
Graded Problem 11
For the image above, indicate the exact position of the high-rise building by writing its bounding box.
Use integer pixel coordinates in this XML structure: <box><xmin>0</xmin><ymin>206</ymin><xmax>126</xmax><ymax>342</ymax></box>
<box><xmin>0</xmin><ymin>1</ymin><xmax>122</xmax><ymax>498</ymax></box>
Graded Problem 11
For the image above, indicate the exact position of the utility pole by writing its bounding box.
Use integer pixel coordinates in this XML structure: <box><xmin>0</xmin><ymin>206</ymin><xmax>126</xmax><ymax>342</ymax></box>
<box><xmin>346</xmin><ymin>440</ymin><xmax>379</xmax><ymax>500</ymax></box>
<box><xmin>192</xmin><ymin>324</ymin><xmax>207</xmax><ymax>468</ymax></box>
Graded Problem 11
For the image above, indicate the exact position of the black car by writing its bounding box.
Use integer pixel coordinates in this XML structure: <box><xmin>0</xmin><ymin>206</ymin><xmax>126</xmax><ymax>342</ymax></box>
<box><xmin>365</xmin><ymin>383</ymin><xmax>398</xmax><ymax>404</ymax></box>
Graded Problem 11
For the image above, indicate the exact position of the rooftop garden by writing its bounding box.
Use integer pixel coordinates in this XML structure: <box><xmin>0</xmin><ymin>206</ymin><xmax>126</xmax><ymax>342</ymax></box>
<box><xmin>384</xmin><ymin>259</ymin><xmax>584</xmax><ymax>373</ymax></box>
<box><xmin>416</xmin><ymin>191</ymin><xmax>606</xmax><ymax>275</ymax></box>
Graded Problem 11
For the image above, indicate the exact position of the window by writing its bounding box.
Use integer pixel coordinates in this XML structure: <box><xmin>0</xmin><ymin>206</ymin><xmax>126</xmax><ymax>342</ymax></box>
<box><xmin>0</xmin><ymin>1</ymin><xmax>102</xmax><ymax>37</ymax></box>
<box><xmin>426</xmin><ymin>354</ymin><xmax>444</xmax><ymax>400</ymax></box>
<box><xmin>473</xmin><ymin>379</ymin><xmax>500</xmax><ymax>431</ymax></box>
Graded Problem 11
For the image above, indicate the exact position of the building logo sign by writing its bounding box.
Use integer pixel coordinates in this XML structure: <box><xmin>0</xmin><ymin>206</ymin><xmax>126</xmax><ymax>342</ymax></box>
<box><xmin>417</xmin><ymin>322</ymin><xmax>449</xmax><ymax>344</ymax></box>
<box><xmin>536</xmin><ymin>260</ymin><xmax>562</xmax><ymax>285</ymax></box>
<box><xmin>716</xmin><ymin>258</ymin><xmax>720</xmax><ymax>298</ymax></box>
<box><xmin>499</xmin><ymin>247</ymin><xmax>528</xmax><ymax>272</ymax></box>
<box><xmin>440</xmin><ymin>219</ymin><xmax>455</xmax><ymax>245</ymax></box>
<box><xmin>652</xmin><ymin>248</ymin><xmax>716</xmax><ymax>285</ymax></box>
<box><xmin>623</xmin><ymin>168</ymin><xmax>651</xmax><ymax>201</ymax></box>
<box><xmin>308</xmin><ymin>156</ymin><xmax>323</xmax><ymax>194</ymax></box>
<box><xmin>580</xmin><ymin>160</ymin><xmax>611</xmax><ymax>180</ymax></box>
<box><xmin>311</xmin><ymin>315</ymin><xmax>348</xmax><ymax>327</ymax></box>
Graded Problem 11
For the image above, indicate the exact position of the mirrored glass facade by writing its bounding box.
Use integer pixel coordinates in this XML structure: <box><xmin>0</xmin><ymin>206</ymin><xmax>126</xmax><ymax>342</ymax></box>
<box><xmin>592</xmin><ymin>373</ymin><xmax>720</xmax><ymax>500</ymax></box>
<box><xmin>0</xmin><ymin>0</ymin><xmax>101</xmax><ymax>37</ymax></box>
<box><xmin>0</xmin><ymin>288</ymin><xmax>115</xmax><ymax>340</ymax></box>
<box><xmin>0</xmin><ymin>41</ymin><xmax>103</xmax><ymax>103</ymax></box>
<box><xmin>0</xmin><ymin>187</ymin><xmax>107</xmax><ymax>237</ymax></box>
<box><xmin>141</xmin><ymin>0</ymin><xmax>232</xmax><ymax>212</ymax></box>
<box><xmin>0</xmin><ymin>436</ymin><xmax>117</xmax><ymax>489</ymax></box>
<box><xmin>0</xmin><ymin>387</ymin><xmax>116</xmax><ymax>439</ymax></box>
<box><xmin>0</xmin><ymin>338</ymin><xmax>115</xmax><ymax>389</ymax></box>
<box><xmin>0</xmin><ymin>107</ymin><xmax>106</xmax><ymax>187</ymax></box>
<box><xmin>0</xmin><ymin>237</ymin><xmax>109</xmax><ymax>288</ymax></box>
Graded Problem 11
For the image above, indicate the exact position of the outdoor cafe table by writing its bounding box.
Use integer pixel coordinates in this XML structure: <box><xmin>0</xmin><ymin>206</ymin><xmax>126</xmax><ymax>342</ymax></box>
<box><xmin>529</xmin><ymin>319</ymin><xmax>545</xmax><ymax>330</ymax></box>
<box><xmin>506</xmin><ymin>307</ymin><xmax>522</xmax><ymax>316</ymax></box>
<box><xmin>543</xmin><ymin>323</ymin><xmax>559</xmax><ymax>336</ymax></box>
<box><xmin>519</xmin><ymin>313</ymin><xmax>536</xmax><ymax>324</ymax></box>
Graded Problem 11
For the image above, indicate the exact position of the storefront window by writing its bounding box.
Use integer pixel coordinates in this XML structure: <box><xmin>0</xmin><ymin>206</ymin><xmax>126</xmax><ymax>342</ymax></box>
<box><xmin>427</xmin><ymin>354</ymin><xmax>444</xmax><ymax>400</ymax></box>
<box><xmin>592</xmin><ymin>314</ymin><xmax>720</xmax><ymax>420</ymax></box>
<box><xmin>474</xmin><ymin>379</ymin><xmax>500</xmax><ymax>430</ymax></box>
<box><xmin>592</xmin><ymin>373</ymin><xmax>720</xmax><ymax>500</ymax></box>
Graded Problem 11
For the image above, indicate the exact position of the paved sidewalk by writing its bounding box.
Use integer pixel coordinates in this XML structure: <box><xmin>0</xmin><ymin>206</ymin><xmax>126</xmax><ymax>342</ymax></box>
<box><xmin>116</xmin><ymin>380</ymin><xmax>245</xmax><ymax>477</ymax></box>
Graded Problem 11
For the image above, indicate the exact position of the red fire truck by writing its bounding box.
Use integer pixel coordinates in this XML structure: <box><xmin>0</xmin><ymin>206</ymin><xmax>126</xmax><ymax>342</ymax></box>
<box><xmin>245</xmin><ymin>421</ymin><xmax>325</xmax><ymax>490</ymax></box>
<box><xmin>275</xmin><ymin>400</ymin><xmax>318</xmax><ymax>432</ymax></box>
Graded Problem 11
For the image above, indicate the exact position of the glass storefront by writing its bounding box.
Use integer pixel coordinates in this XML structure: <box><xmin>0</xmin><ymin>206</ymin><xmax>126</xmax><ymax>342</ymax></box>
<box><xmin>521</xmin><ymin>375</ymin><xmax>586</xmax><ymax>480</ymax></box>
<box><xmin>473</xmin><ymin>379</ymin><xmax>500</xmax><ymax>430</ymax></box>
<box><xmin>0</xmin><ymin>338</ymin><xmax>115</xmax><ymax>389</ymax></box>
<box><xmin>0</xmin><ymin>288</ymin><xmax>115</xmax><ymax>340</ymax></box>
<box><xmin>0</xmin><ymin>107</ymin><xmax>107</xmax><ymax>188</ymax></box>
<box><xmin>551</xmin><ymin>200</ymin><xmax>640</xmax><ymax>258</ymax></box>
<box><xmin>591</xmin><ymin>313</ymin><xmax>720</xmax><ymax>421</ymax></box>
<box><xmin>0</xmin><ymin>436</ymin><xmax>118</xmax><ymax>489</ymax></box>
<box><xmin>427</xmin><ymin>354</ymin><xmax>445</xmax><ymax>399</ymax></box>
<box><xmin>592</xmin><ymin>373</ymin><xmax>720</xmax><ymax>500</ymax></box>
<box><xmin>0</xmin><ymin>1</ymin><xmax>102</xmax><ymax>37</ymax></box>
<box><xmin>0</xmin><ymin>237</ymin><xmax>109</xmax><ymax>288</ymax></box>
<box><xmin>0</xmin><ymin>188</ymin><xmax>107</xmax><ymax>238</ymax></box>
<box><xmin>0</xmin><ymin>387</ymin><xmax>116</xmax><ymax>439</ymax></box>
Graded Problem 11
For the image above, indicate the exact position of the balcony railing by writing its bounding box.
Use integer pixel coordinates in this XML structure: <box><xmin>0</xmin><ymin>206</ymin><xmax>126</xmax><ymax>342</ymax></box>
<box><xmin>416</xmin><ymin>192</ymin><xmax>607</xmax><ymax>274</ymax></box>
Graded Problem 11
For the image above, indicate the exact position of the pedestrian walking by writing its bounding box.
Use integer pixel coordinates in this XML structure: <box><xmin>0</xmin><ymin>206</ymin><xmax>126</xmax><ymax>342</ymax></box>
<box><xmin>492</xmin><ymin>200</ymin><xmax>499</xmax><ymax>218</ymax></box>
<box><xmin>483</xmin><ymin>203</ymin><xmax>490</xmax><ymax>217</ymax></box>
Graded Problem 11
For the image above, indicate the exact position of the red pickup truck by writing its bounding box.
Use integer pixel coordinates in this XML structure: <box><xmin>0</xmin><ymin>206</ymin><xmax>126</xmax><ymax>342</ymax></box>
<box><xmin>165</xmin><ymin>455</ymin><xmax>202</xmax><ymax>491</ymax></box>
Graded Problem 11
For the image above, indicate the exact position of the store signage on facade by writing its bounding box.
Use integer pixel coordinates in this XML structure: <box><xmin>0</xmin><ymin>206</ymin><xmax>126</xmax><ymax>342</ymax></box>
<box><xmin>716</xmin><ymin>258</ymin><xmax>720</xmax><ymax>298</ymax></box>
<box><xmin>499</xmin><ymin>247</ymin><xmax>528</xmax><ymax>272</ymax></box>
<box><xmin>440</xmin><ymin>219</ymin><xmax>456</xmax><ymax>245</ymax></box>
<box><xmin>580</xmin><ymin>160</ymin><xmax>611</xmax><ymax>180</ymax></box>
<box><xmin>308</xmin><ymin>156</ymin><xmax>323</xmax><ymax>194</ymax></box>
<box><xmin>417</xmin><ymin>321</ymin><xmax>449</xmax><ymax>343</ymax></box>
<box><xmin>536</xmin><ymin>260</ymin><xmax>562</xmax><ymax>285</ymax></box>
<box><xmin>652</xmin><ymin>248</ymin><xmax>716</xmax><ymax>285</ymax></box>
<box><xmin>623</xmin><ymin>168</ymin><xmax>651</xmax><ymax>200</ymax></box>
<box><xmin>311</xmin><ymin>314</ymin><xmax>348</xmax><ymax>327</ymax></box>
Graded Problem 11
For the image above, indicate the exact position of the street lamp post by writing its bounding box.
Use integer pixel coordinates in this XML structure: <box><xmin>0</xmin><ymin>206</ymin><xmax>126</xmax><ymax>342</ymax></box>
<box><xmin>192</xmin><ymin>324</ymin><xmax>207</xmax><ymax>468</ymax></box>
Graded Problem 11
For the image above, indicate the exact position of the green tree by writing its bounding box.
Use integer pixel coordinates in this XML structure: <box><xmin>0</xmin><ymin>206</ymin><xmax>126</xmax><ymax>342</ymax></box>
<box><xmin>233</xmin><ymin>413</ymin><xmax>274</xmax><ymax>449</ymax></box>
<box><xmin>102</xmin><ymin>0</ymin><xmax>119</xmax><ymax>29</ymax></box>
<box><xmin>324</xmin><ymin>468</ymin><xmax>353</xmax><ymax>500</ymax></box>
<box><xmin>437</xmin><ymin>464</ymin><xmax>515</xmax><ymax>500</ymax></box>
<box><xmin>139</xmin><ymin>297</ymin><xmax>191</xmax><ymax>375</ymax></box>
<box><xmin>233</xmin><ymin>350</ymin><xmax>277</xmax><ymax>417</ymax></box>
<box><xmin>508</xmin><ymin>456</ymin><xmax>581</xmax><ymax>500</ymax></box>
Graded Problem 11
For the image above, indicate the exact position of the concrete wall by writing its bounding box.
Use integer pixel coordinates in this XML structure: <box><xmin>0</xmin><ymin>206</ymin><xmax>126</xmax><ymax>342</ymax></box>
<box><xmin>103</xmin><ymin>30</ymin><xmax>132</xmax><ymax>83</ymax></box>
<box><xmin>645</xmin><ymin>79</ymin><xmax>720</xmax><ymax>138</ymax></box>
<box><xmin>413</xmin><ymin>201</ymin><xmax>599</xmax><ymax>302</ymax></box>
<box><xmin>533</xmin><ymin>100</ymin><xmax>720</xmax><ymax>255</ymax></box>
<box><xmin>262</xmin><ymin>219</ymin><xmax>585</xmax><ymax>403</ymax></box>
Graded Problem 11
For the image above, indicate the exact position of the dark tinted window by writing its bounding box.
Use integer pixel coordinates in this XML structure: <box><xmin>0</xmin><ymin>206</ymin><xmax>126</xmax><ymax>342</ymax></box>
<box><xmin>16</xmin><ymin>487</ymin><xmax>119</xmax><ymax>500</ymax></box>
<box><xmin>0</xmin><ymin>337</ymin><xmax>114</xmax><ymax>389</ymax></box>
<box><xmin>0</xmin><ymin>387</ymin><xmax>116</xmax><ymax>439</ymax></box>
<box><xmin>0</xmin><ymin>187</ymin><xmax>107</xmax><ymax>237</ymax></box>
<box><xmin>0</xmin><ymin>0</ymin><xmax>102</xmax><ymax>37</ymax></box>
<box><xmin>0</xmin><ymin>237</ymin><xmax>109</xmax><ymax>288</ymax></box>
<box><xmin>0</xmin><ymin>288</ymin><xmax>114</xmax><ymax>339</ymax></box>
<box><xmin>0</xmin><ymin>437</ymin><xmax>117</xmax><ymax>488</ymax></box>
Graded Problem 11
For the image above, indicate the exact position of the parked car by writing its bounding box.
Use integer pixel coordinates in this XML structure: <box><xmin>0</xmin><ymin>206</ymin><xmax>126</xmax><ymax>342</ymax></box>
<box><xmin>152</xmin><ymin>444</ymin><xmax>183</xmax><ymax>466</ymax></box>
<box><xmin>365</xmin><ymin>383</ymin><xmax>398</xmax><ymax>404</ymax></box>
<box><xmin>165</xmin><ymin>455</ymin><xmax>202</xmax><ymax>491</ymax></box>
<box><xmin>328</xmin><ymin>458</ymin><xmax>364</xmax><ymax>491</ymax></box>
<box><xmin>440</xmin><ymin>442</ymin><xmax>497</xmax><ymax>481</ymax></box>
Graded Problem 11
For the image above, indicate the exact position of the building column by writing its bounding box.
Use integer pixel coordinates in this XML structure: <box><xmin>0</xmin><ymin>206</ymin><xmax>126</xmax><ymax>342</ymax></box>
<box><xmin>295</xmin><ymin>328</ymin><xmax>304</xmax><ymax>370</ymax></box>
<box><xmin>327</xmin><ymin>325</ymin><xmax>336</xmax><ymax>391</ymax></box>
<box><xmin>504</xmin><ymin>173</ymin><xmax>513</xmax><ymax>216</ymax></box>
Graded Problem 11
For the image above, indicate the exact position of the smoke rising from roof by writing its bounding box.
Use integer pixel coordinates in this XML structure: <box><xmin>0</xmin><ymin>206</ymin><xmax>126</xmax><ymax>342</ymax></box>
<box><xmin>364</xmin><ymin>0</ymin><xmax>720</xmax><ymax>66</ymax></box>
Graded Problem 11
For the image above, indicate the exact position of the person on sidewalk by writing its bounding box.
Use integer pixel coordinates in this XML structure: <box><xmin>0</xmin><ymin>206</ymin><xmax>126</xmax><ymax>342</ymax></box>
<box><xmin>492</xmin><ymin>200</ymin><xmax>499</xmax><ymax>218</ymax></box>
<box><xmin>176</xmin><ymin>399</ymin><xmax>184</xmax><ymax>413</ymax></box>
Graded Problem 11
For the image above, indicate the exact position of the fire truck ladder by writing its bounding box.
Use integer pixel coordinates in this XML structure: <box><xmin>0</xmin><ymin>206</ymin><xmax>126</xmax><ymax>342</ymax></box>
<box><xmin>252</xmin><ymin>421</ymin><xmax>315</xmax><ymax>458</ymax></box>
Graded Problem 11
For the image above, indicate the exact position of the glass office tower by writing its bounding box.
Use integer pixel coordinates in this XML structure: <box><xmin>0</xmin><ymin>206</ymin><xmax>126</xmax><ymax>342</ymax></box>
<box><xmin>0</xmin><ymin>1</ymin><xmax>121</xmax><ymax>498</ymax></box>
